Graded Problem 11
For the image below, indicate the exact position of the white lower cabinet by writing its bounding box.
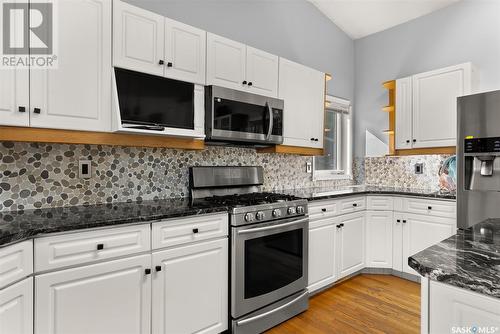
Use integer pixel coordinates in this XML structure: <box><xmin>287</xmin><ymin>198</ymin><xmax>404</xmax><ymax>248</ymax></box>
<box><xmin>152</xmin><ymin>238</ymin><xmax>228</xmax><ymax>334</ymax></box>
<box><xmin>365</xmin><ymin>211</ymin><xmax>393</xmax><ymax>268</ymax></box>
<box><xmin>35</xmin><ymin>254</ymin><xmax>152</xmax><ymax>334</ymax></box>
<box><xmin>0</xmin><ymin>277</ymin><xmax>33</xmax><ymax>334</ymax></box>
<box><xmin>307</xmin><ymin>218</ymin><xmax>338</xmax><ymax>293</ymax></box>
<box><xmin>337</xmin><ymin>212</ymin><xmax>366</xmax><ymax>279</ymax></box>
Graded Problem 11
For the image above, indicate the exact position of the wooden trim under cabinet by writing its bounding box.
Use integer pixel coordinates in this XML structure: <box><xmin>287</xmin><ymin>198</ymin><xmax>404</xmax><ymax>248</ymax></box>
<box><xmin>394</xmin><ymin>146</ymin><xmax>456</xmax><ymax>156</ymax></box>
<box><xmin>256</xmin><ymin>145</ymin><xmax>324</xmax><ymax>156</ymax></box>
<box><xmin>0</xmin><ymin>126</ymin><xmax>205</xmax><ymax>150</ymax></box>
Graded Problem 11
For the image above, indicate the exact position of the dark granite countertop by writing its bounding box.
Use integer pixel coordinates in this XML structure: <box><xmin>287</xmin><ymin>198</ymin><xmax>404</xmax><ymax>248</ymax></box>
<box><xmin>409</xmin><ymin>220</ymin><xmax>500</xmax><ymax>299</ymax></box>
<box><xmin>0</xmin><ymin>198</ymin><xmax>228</xmax><ymax>247</ymax></box>
<box><xmin>279</xmin><ymin>185</ymin><xmax>456</xmax><ymax>201</ymax></box>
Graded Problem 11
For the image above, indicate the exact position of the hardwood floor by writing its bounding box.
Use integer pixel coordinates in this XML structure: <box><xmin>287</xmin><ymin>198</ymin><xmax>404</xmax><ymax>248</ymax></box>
<box><xmin>266</xmin><ymin>274</ymin><xmax>420</xmax><ymax>334</ymax></box>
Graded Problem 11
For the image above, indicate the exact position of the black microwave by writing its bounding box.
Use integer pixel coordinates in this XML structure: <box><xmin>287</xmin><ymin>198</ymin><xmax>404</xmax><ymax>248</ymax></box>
<box><xmin>205</xmin><ymin>86</ymin><xmax>284</xmax><ymax>145</ymax></box>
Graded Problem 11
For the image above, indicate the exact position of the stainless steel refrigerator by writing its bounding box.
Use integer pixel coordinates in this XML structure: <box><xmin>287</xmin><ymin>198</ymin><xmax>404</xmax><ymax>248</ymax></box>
<box><xmin>457</xmin><ymin>90</ymin><xmax>500</xmax><ymax>229</ymax></box>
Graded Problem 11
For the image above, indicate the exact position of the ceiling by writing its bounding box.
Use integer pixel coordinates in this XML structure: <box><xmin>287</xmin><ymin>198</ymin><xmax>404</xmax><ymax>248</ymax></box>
<box><xmin>307</xmin><ymin>0</ymin><xmax>460</xmax><ymax>39</ymax></box>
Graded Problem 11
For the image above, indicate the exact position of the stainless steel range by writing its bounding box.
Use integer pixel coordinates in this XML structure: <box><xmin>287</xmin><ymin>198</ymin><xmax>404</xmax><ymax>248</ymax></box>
<box><xmin>189</xmin><ymin>166</ymin><xmax>309</xmax><ymax>334</ymax></box>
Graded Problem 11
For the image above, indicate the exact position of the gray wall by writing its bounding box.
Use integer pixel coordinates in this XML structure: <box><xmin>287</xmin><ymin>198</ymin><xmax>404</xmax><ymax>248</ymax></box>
<box><xmin>354</xmin><ymin>0</ymin><xmax>500</xmax><ymax>157</ymax></box>
<box><xmin>123</xmin><ymin>0</ymin><xmax>355</xmax><ymax>101</ymax></box>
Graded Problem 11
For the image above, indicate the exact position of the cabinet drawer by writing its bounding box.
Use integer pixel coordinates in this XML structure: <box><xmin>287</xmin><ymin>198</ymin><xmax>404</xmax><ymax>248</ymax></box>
<box><xmin>339</xmin><ymin>197</ymin><xmax>366</xmax><ymax>215</ymax></box>
<box><xmin>366</xmin><ymin>196</ymin><xmax>393</xmax><ymax>211</ymax></box>
<box><xmin>0</xmin><ymin>241</ymin><xmax>33</xmax><ymax>289</ymax></box>
<box><xmin>308</xmin><ymin>200</ymin><xmax>339</xmax><ymax>221</ymax></box>
<box><xmin>404</xmin><ymin>198</ymin><xmax>456</xmax><ymax>218</ymax></box>
<box><xmin>152</xmin><ymin>213</ymin><xmax>228</xmax><ymax>250</ymax></box>
<box><xmin>35</xmin><ymin>225</ymin><xmax>151</xmax><ymax>272</ymax></box>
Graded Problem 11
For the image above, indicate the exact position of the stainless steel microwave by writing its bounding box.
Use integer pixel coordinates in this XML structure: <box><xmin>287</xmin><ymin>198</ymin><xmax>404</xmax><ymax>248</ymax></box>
<box><xmin>205</xmin><ymin>86</ymin><xmax>284</xmax><ymax>145</ymax></box>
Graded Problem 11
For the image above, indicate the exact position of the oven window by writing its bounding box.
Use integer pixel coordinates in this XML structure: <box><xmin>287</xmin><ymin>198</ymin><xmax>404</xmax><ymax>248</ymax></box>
<box><xmin>244</xmin><ymin>229</ymin><xmax>303</xmax><ymax>299</ymax></box>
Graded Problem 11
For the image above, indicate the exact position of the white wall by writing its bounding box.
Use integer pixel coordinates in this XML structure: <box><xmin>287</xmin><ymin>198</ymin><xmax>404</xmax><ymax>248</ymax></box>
<box><xmin>354</xmin><ymin>0</ymin><xmax>500</xmax><ymax>157</ymax></box>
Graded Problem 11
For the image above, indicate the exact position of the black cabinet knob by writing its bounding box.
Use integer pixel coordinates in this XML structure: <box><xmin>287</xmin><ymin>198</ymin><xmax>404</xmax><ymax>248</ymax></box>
<box><xmin>96</xmin><ymin>243</ymin><xmax>104</xmax><ymax>250</ymax></box>
<box><xmin>353</xmin><ymin>203</ymin><xmax>358</xmax><ymax>207</ymax></box>
<box><xmin>155</xmin><ymin>265</ymin><xmax>162</xmax><ymax>272</ymax></box>
<box><xmin>340</xmin><ymin>223</ymin><xmax>344</xmax><ymax>227</ymax></box>
<box><xmin>158</xmin><ymin>60</ymin><xmax>164</xmax><ymax>65</ymax></box>
<box><xmin>167</xmin><ymin>62</ymin><xmax>173</xmax><ymax>67</ymax></box>
<box><xmin>242</xmin><ymin>80</ymin><xmax>247</xmax><ymax>85</ymax></box>
<box><xmin>336</xmin><ymin>224</ymin><xmax>341</xmax><ymax>228</ymax></box>
<box><xmin>428</xmin><ymin>206</ymin><xmax>432</xmax><ymax>210</ymax></box>
<box><xmin>321</xmin><ymin>208</ymin><xmax>327</xmax><ymax>212</ymax></box>
<box><xmin>310</xmin><ymin>138</ymin><xmax>315</xmax><ymax>141</ymax></box>
<box><xmin>248</xmin><ymin>82</ymin><xmax>253</xmax><ymax>86</ymax></box>
<box><xmin>18</xmin><ymin>106</ymin><xmax>26</xmax><ymax>113</ymax></box>
<box><xmin>397</xmin><ymin>219</ymin><xmax>401</xmax><ymax>223</ymax></box>
<box><xmin>33</xmin><ymin>108</ymin><xmax>41</xmax><ymax>114</ymax></box>
<box><xmin>406</xmin><ymin>140</ymin><xmax>410</xmax><ymax>143</ymax></box>
<box><xmin>145</xmin><ymin>268</ymin><xmax>151</xmax><ymax>275</ymax></box>
<box><xmin>413</xmin><ymin>139</ymin><xmax>417</xmax><ymax>143</ymax></box>
<box><xmin>315</xmin><ymin>138</ymin><xmax>319</xmax><ymax>142</ymax></box>
<box><xmin>192</xmin><ymin>228</ymin><xmax>199</xmax><ymax>234</ymax></box>
<box><xmin>402</xmin><ymin>220</ymin><xmax>407</xmax><ymax>223</ymax></box>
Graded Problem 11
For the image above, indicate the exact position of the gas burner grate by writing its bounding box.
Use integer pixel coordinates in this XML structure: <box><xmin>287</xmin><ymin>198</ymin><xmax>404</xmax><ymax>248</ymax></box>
<box><xmin>203</xmin><ymin>192</ymin><xmax>300</xmax><ymax>207</ymax></box>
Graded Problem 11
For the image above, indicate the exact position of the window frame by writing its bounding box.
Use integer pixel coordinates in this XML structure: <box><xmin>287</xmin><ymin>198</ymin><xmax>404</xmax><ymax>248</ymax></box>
<box><xmin>312</xmin><ymin>95</ymin><xmax>353</xmax><ymax>181</ymax></box>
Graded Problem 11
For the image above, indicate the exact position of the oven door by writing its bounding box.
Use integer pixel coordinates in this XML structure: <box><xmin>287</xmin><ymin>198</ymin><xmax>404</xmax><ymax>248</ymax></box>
<box><xmin>231</xmin><ymin>216</ymin><xmax>308</xmax><ymax>318</ymax></box>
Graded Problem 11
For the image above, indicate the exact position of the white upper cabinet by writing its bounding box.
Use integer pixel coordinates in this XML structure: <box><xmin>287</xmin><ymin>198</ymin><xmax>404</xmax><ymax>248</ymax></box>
<box><xmin>30</xmin><ymin>0</ymin><xmax>112</xmax><ymax>132</ymax></box>
<box><xmin>113</xmin><ymin>0</ymin><xmax>164</xmax><ymax>76</ymax></box>
<box><xmin>164</xmin><ymin>18</ymin><xmax>206</xmax><ymax>85</ymax></box>
<box><xmin>245</xmin><ymin>46</ymin><xmax>279</xmax><ymax>97</ymax></box>
<box><xmin>279</xmin><ymin>58</ymin><xmax>325</xmax><ymax>149</ymax></box>
<box><xmin>395</xmin><ymin>77</ymin><xmax>412</xmax><ymax>150</ymax></box>
<box><xmin>412</xmin><ymin>63</ymin><xmax>472</xmax><ymax>148</ymax></box>
<box><xmin>206</xmin><ymin>33</ymin><xmax>247</xmax><ymax>91</ymax></box>
<box><xmin>0</xmin><ymin>69</ymin><xmax>29</xmax><ymax>127</ymax></box>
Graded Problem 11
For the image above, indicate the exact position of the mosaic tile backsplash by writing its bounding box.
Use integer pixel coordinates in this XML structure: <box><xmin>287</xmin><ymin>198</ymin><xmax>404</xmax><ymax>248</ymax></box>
<box><xmin>363</xmin><ymin>155</ymin><xmax>451</xmax><ymax>190</ymax></box>
<box><xmin>0</xmin><ymin>142</ymin><xmax>355</xmax><ymax>212</ymax></box>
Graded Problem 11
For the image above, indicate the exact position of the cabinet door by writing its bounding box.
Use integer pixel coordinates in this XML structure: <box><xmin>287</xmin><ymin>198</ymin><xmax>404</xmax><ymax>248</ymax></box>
<box><xmin>395</xmin><ymin>77</ymin><xmax>412</xmax><ymax>149</ymax></box>
<box><xmin>366</xmin><ymin>211</ymin><xmax>393</xmax><ymax>268</ymax></box>
<box><xmin>308</xmin><ymin>218</ymin><xmax>338</xmax><ymax>293</ymax></box>
<box><xmin>206</xmin><ymin>33</ymin><xmax>246</xmax><ymax>91</ymax></box>
<box><xmin>279</xmin><ymin>58</ymin><xmax>325</xmax><ymax>148</ymax></box>
<box><xmin>245</xmin><ymin>46</ymin><xmax>279</xmax><ymax>98</ymax></box>
<box><xmin>0</xmin><ymin>277</ymin><xmax>33</xmax><ymax>334</ymax></box>
<box><xmin>337</xmin><ymin>212</ymin><xmax>365</xmax><ymax>278</ymax></box>
<box><xmin>113</xmin><ymin>0</ymin><xmax>164</xmax><ymax>76</ymax></box>
<box><xmin>30</xmin><ymin>0</ymin><xmax>112</xmax><ymax>132</ymax></box>
<box><xmin>35</xmin><ymin>255</ymin><xmax>151</xmax><ymax>334</ymax></box>
<box><xmin>392</xmin><ymin>213</ymin><xmax>404</xmax><ymax>272</ymax></box>
<box><xmin>152</xmin><ymin>238</ymin><xmax>228</xmax><ymax>334</ymax></box>
<box><xmin>412</xmin><ymin>63</ymin><xmax>471</xmax><ymax>148</ymax></box>
<box><xmin>164</xmin><ymin>18</ymin><xmax>206</xmax><ymax>85</ymax></box>
<box><xmin>402</xmin><ymin>214</ymin><xmax>455</xmax><ymax>275</ymax></box>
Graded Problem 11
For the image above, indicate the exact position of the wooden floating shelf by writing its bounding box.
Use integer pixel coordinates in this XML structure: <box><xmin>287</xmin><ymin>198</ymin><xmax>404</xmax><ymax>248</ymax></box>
<box><xmin>382</xmin><ymin>130</ymin><xmax>395</xmax><ymax>135</ymax></box>
<box><xmin>382</xmin><ymin>105</ymin><xmax>395</xmax><ymax>112</ymax></box>
<box><xmin>257</xmin><ymin>145</ymin><xmax>324</xmax><ymax>156</ymax></box>
<box><xmin>394</xmin><ymin>146</ymin><xmax>456</xmax><ymax>156</ymax></box>
<box><xmin>0</xmin><ymin>126</ymin><xmax>206</xmax><ymax>150</ymax></box>
<box><xmin>382</xmin><ymin>80</ymin><xmax>395</xmax><ymax>90</ymax></box>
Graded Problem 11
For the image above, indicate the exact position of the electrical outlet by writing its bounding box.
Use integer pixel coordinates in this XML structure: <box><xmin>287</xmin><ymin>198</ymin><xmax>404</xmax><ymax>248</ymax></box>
<box><xmin>79</xmin><ymin>160</ymin><xmax>92</xmax><ymax>179</ymax></box>
<box><xmin>415</xmin><ymin>163</ymin><xmax>424</xmax><ymax>175</ymax></box>
<box><xmin>306</xmin><ymin>161</ymin><xmax>312</xmax><ymax>173</ymax></box>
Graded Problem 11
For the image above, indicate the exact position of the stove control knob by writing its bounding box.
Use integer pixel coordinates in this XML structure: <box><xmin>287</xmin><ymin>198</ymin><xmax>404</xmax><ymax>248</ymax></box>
<box><xmin>244</xmin><ymin>213</ymin><xmax>255</xmax><ymax>222</ymax></box>
<box><xmin>256</xmin><ymin>211</ymin><xmax>265</xmax><ymax>220</ymax></box>
<box><xmin>272</xmin><ymin>209</ymin><xmax>282</xmax><ymax>218</ymax></box>
<box><xmin>287</xmin><ymin>207</ymin><xmax>296</xmax><ymax>215</ymax></box>
<box><xmin>296</xmin><ymin>206</ymin><xmax>305</xmax><ymax>214</ymax></box>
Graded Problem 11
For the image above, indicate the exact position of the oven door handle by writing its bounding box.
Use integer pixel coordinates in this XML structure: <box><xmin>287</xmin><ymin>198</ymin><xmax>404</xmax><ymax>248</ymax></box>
<box><xmin>265</xmin><ymin>102</ymin><xmax>273</xmax><ymax>141</ymax></box>
<box><xmin>235</xmin><ymin>290</ymin><xmax>309</xmax><ymax>326</ymax></box>
<box><xmin>237</xmin><ymin>217</ymin><xmax>308</xmax><ymax>235</ymax></box>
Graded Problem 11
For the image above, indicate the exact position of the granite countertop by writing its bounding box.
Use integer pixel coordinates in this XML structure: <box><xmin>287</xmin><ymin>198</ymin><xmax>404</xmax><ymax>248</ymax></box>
<box><xmin>0</xmin><ymin>198</ymin><xmax>228</xmax><ymax>247</ymax></box>
<box><xmin>279</xmin><ymin>185</ymin><xmax>456</xmax><ymax>201</ymax></box>
<box><xmin>409</xmin><ymin>220</ymin><xmax>500</xmax><ymax>299</ymax></box>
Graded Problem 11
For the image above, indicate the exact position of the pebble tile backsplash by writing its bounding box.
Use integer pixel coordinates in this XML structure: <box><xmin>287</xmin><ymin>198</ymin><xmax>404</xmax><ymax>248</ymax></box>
<box><xmin>0</xmin><ymin>142</ymin><xmax>354</xmax><ymax>211</ymax></box>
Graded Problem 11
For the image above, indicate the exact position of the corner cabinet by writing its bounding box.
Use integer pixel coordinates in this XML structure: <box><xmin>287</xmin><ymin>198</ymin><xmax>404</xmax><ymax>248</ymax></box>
<box><xmin>0</xmin><ymin>278</ymin><xmax>33</xmax><ymax>334</ymax></box>
<box><xmin>395</xmin><ymin>63</ymin><xmax>476</xmax><ymax>150</ymax></box>
<box><xmin>206</xmin><ymin>33</ymin><xmax>279</xmax><ymax>98</ymax></box>
<box><xmin>279</xmin><ymin>58</ymin><xmax>325</xmax><ymax>149</ymax></box>
<box><xmin>0</xmin><ymin>0</ymin><xmax>112</xmax><ymax>132</ymax></box>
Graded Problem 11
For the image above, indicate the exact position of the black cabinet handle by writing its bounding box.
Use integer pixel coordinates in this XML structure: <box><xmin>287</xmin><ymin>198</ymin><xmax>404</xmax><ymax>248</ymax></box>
<box><xmin>406</xmin><ymin>140</ymin><xmax>410</xmax><ymax>143</ymax></box>
<box><xmin>402</xmin><ymin>220</ymin><xmax>407</xmax><ymax>223</ymax></box>
<box><xmin>248</xmin><ymin>82</ymin><xmax>253</xmax><ymax>86</ymax></box>
<box><xmin>145</xmin><ymin>268</ymin><xmax>151</xmax><ymax>275</ymax></box>
<box><xmin>314</xmin><ymin>138</ymin><xmax>319</xmax><ymax>142</ymax></box>
<box><xmin>321</xmin><ymin>208</ymin><xmax>327</xmax><ymax>212</ymax></box>
<box><xmin>18</xmin><ymin>106</ymin><xmax>26</xmax><ymax>113</ymax></box>
<box><xmin>413</xmin><ymin>139</ymin><xmax>417</xmax><ymax>143</ymax></box>
<box><xmin>428</xmin><ymin>206</ymin><xmax>432</xmax><ymax>210</ymax></box>
<box><xmin>155</xmin><ymin>265</ymin><xmax>162</xmax><ymax>272</ymax></box>
<box><xmin>310</xmin><ymin>138</ymin><xmax>315</xmax><ymax>141</ymax></box>
<box><xmin>336</xmin><ymin>224</ymin><xmax>341</xmax><ymax>228</ymax></box>
<box><xmin>96</xmin><ymin>243</ymin><xmax>104</xmax><ymax>250</ymax></box>
<box><xmin>353</xmin><ymin>203</ymin><xmax>358</xmax><ymax>207</ymax></box>
<box><xmin>340</xmin><ymin>223</ymin><xmax>344</xmax><ymax>227</ymax></box>
<box><xmin>192</xmin><ymin>228</ymin><xmax>199</xmax><ymax>234</ymax></box>
<box><xmin>167</xmin><ymin>62</ymin><xmax>173</xmax><ymax>67</ymax></box>
<box><xmin>158</xmin><ymin>60</ymin><xmax>164</xmax><ymax>65</ymax></box>
<box><xmin>397</xmin><ymin>219</ymin><xmax>401</xmax><ymax>223</ymax></box>
<box><xmin>242</xmin><ymin>80</ymin><xmax>247</xmax><ymax>85</ymax></box>
<box><xmin>33</xmin><ymin>108</ymin><xmax>41</xmax><ymax>114</ymax></box>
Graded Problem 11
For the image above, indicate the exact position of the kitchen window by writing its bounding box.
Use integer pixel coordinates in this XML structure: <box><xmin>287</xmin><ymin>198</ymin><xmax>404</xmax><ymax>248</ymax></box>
<box><xmin>313</xmin><ymin>96</ymin><xmax>352</xmax><ymax>180</ymax></box>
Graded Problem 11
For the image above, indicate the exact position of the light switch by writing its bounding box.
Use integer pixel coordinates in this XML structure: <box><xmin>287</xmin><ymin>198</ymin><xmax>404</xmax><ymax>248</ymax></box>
<box><xmin>79</xmin><ymin>160</ymin><xmax>92</xmax><ymax>179</ymax></box>
<box><xmin>415</xmin><ymin>163</ymin><xmax>424</xmax><ymax>175</ymax></box>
